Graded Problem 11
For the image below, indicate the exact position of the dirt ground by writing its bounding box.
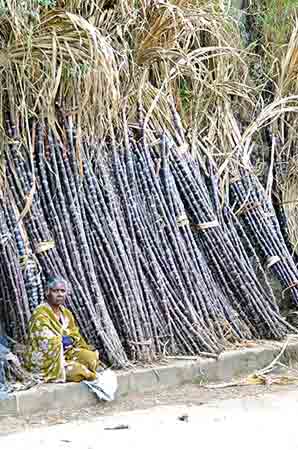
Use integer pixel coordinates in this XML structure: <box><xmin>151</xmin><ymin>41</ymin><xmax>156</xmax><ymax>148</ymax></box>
<box><xmin>1</xmin><ymin>379</ymin><xmax>298</xmax><ymax>436</ymax></box>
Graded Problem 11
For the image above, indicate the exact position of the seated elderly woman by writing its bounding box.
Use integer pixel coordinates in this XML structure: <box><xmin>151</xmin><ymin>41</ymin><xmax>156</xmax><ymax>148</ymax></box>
<box><xmin>25</xmin><ymin>277</ymin><xmax>100</xmax><ymax>383</ymax></box>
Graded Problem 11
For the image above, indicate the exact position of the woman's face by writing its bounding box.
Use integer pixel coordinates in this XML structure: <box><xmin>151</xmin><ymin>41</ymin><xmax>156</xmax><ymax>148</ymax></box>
<box><xmin>47</xmin><ymin>283</ymin><xmax>67</xmax><ymax>307</ymax></box>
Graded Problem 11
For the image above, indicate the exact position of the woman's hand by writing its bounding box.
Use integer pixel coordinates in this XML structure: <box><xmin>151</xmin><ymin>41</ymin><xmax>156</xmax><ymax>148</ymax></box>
<box><xmin>62</xmin><ymin>336</ymin><xmax>74</xmax><ymax>351</ymax></box>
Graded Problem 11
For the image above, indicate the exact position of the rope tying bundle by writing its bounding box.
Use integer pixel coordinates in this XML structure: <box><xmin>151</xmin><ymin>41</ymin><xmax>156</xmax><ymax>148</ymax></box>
<box><xmin>35</xmin><ymin>240</ymin><xmax>55</xmax><ymax>254</ymax></box>
<box><xmin>177</xmin><ymin>214</ymin><xmax>189</xmax><ymax>227</ymax></box>
<box><xmin>192</xmin><ymin>220</ymin><xmax>219</xmax><ymax>231</ymax></box>
<box><xmin>266</xmin><ymin>256</ymin><xmax>281</xmax><ymax>269</ymax></box>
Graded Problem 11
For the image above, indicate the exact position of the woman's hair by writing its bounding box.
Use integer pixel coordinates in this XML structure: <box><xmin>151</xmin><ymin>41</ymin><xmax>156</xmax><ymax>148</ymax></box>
<box><xmin>46</xmin><ymin>276</ymin><xmax>68</xmax><ymax>290</ymax></box>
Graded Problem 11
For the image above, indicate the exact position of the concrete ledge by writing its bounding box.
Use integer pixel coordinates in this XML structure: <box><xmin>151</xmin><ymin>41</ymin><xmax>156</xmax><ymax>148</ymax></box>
<box><xmin>1</xmin><ymin>338</ymin><xmax>298</xmax><ymax>417</ymax></box>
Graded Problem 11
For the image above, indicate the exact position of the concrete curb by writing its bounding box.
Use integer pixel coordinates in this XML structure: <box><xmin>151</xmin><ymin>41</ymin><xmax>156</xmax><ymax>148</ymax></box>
<box><xmin>1</xmin><ymin>338</ymin><xmax>298</xmax><ymax>417</ymax></box>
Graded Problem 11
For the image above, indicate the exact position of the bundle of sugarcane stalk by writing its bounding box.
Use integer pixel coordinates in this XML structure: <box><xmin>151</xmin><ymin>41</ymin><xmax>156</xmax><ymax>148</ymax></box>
<box><xmin>230</xmin><ymin>173</ymin><xmax>298</xmax><ymax>305</ymax></box>
<box><xmin>0</xmin><ymin>110</ymin><xmax>296</xmax><ymax>368</ymax></box>
<box><xmin>0</xmin><ymin>0</ymin><xmax>298</xmax><ymax>369</ymax></box>
<box><xmin>0</xmin><ymin>201</ymin><xmax>30</xmax><ymax>343</ymax></box>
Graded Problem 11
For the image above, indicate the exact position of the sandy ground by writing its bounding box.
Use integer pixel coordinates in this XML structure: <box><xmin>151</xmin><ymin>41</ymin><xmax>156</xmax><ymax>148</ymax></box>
<box><xmin>1</xmin><ymin>381</ymin><xmax>298</xmax><ymax>449</ymax></box>
<box><xmin>1</xmin><ymin>377</ymin><xmax>298</xmax><ymax>435</ymax></box>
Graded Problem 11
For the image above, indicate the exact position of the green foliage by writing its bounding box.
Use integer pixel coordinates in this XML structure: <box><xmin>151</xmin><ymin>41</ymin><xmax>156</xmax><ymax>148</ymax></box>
<box><xmin>258</xmin><ymin>0</ymin><xmax>298</xmax><ymax>43</ymax></box>
<box><xmin>36</xmin><ymin>0</ymin><xmax>56</xmax><ymax>6</ymax></box>
<box><xmin>179</xmin><ymin>79</ymin><xmax>192</xmax><ymax>113</ymax></box>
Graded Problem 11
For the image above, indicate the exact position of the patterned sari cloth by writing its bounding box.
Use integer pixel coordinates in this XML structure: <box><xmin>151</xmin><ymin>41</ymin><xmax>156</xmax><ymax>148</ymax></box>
<box><xmin>24</xmin><ymin>303</ymin><xmax>99</xmax><ymax>382</ymax></box>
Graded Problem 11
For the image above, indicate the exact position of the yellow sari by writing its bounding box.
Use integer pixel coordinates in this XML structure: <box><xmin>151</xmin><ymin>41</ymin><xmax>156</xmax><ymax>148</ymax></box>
<box><xmin>24</xmin><ymin>304</ymin><xmax>99</xmax><ymax>382</ymax></box>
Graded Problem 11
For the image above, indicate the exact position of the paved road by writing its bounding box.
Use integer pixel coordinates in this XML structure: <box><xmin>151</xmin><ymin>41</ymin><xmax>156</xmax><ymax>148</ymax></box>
<box><xmin>1</xmin><ymin>387</ymin><xmax>298</xmax><ymax>449</ymax></box>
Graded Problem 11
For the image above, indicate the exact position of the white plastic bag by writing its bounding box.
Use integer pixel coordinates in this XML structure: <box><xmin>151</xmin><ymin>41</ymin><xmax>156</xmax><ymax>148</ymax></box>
<box><xmin>83</xmin><ymin>369</ymin><xmax>118</xmax><ymax>402</ymax></box>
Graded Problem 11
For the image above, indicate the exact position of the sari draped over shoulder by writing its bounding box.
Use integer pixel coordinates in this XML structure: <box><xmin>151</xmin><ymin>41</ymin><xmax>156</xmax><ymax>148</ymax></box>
<box><xmin>24</xmin><ymin>304</ymin><xmax>98</xmax><ymax>382</ymax></box>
